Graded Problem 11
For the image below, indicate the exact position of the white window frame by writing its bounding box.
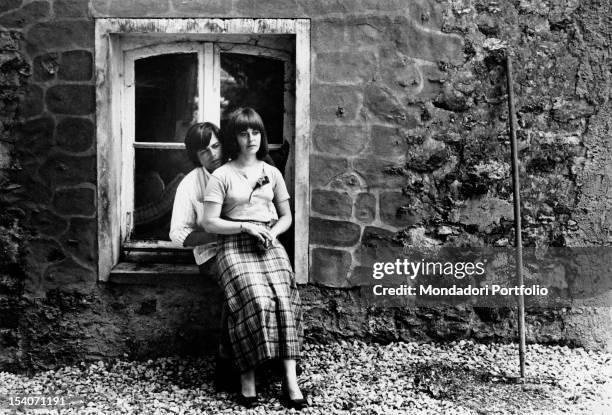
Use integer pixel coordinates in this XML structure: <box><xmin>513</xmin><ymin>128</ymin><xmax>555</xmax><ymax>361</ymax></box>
<box><xmin>95</xmin><ymin>18</ymin><xmax>311</xmax><ymax>283</ymax></box>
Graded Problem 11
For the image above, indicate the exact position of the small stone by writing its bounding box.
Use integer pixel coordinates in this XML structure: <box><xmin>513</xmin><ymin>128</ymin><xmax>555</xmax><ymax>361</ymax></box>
<box><xmin>310</xmin><ymin>217</ymin><xmax>361</xmax><ymax>247</ymax></box>
<box><xmin>59</xmin><ymin>50</ymin><xmax>93</xmax><ymax>81</ymax></box>
<box><xmin>46</xmin><ymin>85</ymin><xmax>95</xmax><ymax>115</ymax></box>
<box><xmin>312</xmin><ymin>189</ymin><xmax>353</xmax><ymax>219</ymax></box>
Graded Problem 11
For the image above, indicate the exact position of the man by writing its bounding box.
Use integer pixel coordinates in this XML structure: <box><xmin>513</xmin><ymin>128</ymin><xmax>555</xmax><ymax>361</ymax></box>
<box><xmin>169</xmin><ymin>122</ymin><xmax>237</xmax><ymax>391</ymax></box>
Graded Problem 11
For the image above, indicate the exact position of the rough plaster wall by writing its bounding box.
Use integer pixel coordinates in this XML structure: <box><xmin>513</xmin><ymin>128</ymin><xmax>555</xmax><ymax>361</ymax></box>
<box><xmin>0</xmin><ymin>0</ymin><xmax>610</xmax><ymax>371</ymax></box>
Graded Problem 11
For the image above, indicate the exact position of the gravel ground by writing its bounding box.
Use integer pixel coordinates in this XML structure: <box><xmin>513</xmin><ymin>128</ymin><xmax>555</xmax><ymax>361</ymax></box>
<box><xmin>1</xmin><ymin>340</ymin><xmax>610</xmax><ymax>414</ymax></box>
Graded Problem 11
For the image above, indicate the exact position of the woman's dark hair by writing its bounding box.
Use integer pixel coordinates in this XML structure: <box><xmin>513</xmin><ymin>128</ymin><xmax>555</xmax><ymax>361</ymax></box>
<box><xmin>222</xmin><ymin>107</ymin><xmax>269</xmax><ymax>161</ymax></box>
<box><xmin>184</xmin><ymin>122</ymin><xmax>220</xmax><ymax>167</ymax></box>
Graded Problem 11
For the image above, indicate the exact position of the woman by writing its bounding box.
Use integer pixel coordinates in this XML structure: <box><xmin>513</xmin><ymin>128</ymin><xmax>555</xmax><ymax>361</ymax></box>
<box><xmin>202</xmin><ymin>108</ymin><xmax>306</xmax><ymax>409</ymax></box>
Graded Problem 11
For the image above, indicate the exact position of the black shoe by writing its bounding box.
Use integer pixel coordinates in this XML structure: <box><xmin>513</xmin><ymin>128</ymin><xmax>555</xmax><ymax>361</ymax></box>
<box><xmin>280</xmin><ymin>384</ymin><xmax>308</xmax><ymax>410</ymax></box>
<box><xmin>237</xmin><ymin>392</ymin><xmax>259</xmax><ymax>408</ymax></box>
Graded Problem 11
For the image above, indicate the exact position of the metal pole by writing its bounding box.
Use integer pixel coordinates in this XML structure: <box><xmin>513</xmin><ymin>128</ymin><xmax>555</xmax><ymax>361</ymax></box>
<box><xmin>505</xmin><ymin>53</ymin><xmax>526</xmax><ymax>378</ymax></box>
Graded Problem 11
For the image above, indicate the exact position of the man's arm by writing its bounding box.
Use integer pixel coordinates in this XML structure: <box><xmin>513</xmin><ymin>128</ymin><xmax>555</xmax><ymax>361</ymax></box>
<box><xmin>170</xmin><ymin>175</ymin><xmax>215</xmax><ymax>247</ymax></box>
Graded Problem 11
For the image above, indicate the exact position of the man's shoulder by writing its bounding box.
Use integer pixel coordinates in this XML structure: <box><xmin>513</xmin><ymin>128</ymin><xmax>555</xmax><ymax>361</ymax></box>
<box><xmin>178</xmin><ymin>168</ymin><xmax>201</xmax><ymax>187</ymax></box>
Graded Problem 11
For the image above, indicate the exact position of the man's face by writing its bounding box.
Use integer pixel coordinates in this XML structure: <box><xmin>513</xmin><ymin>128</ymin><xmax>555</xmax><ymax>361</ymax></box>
<box><xmin>197</xmin><ymin>133</ymin><xmax>222</xmax><ymax>172</ymax></box>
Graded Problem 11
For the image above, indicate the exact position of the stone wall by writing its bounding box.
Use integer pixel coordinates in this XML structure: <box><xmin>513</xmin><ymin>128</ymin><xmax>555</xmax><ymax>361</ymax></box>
<box><xmin>0</xmin><ymin>0</ymin><xmax>611</xmax><ymax>370</ymax></box>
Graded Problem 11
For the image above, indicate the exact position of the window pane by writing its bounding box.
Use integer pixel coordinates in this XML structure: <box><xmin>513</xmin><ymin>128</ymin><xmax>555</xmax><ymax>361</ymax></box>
<box><xmin>135</xmin><ymin>53</ymin><xmax>198</xmax><ymax>143</ymax></box>
<box><xmin>220</xmin><ymin>53</ymin><xmax>285</xmax><ymax>145</ymax></box>
<box><xmin>133</xmin><ymin>148</ymin><xmax>192</xmax><ymax>241</ymax></box>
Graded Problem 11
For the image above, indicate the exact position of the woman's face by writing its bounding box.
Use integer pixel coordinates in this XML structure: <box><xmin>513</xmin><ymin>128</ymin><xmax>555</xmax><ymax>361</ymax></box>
<box><xmin>197</xmin><ymin>133</ymin><xmax>223</xmax><ymax>172</ymax></box>
<box><xmin>236</xmin><ymin>128</ymin><xmax>261</xmax><ymax>156</ymax></box>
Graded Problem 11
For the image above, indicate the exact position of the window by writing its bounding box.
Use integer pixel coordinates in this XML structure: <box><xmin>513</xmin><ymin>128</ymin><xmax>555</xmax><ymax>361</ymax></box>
<box><xmin>96</xmin><ymin>19</ymin><xmax>310</xmax><ymax>283</ymax></box>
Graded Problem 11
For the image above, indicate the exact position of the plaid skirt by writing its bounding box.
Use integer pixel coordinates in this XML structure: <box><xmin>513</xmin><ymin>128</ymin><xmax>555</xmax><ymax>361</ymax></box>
<box><xmin>216</xmin><ymin>227</ymin><xmax>303</xmax><ymax>372</ymax></box>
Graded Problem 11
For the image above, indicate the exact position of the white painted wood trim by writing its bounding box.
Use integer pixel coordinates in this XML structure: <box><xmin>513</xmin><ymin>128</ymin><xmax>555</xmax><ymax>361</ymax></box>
<box><xmin>211</xmin><ymin>43</ymin><xmax>221</xmax><ymax>125</ymax></box>
<box><xmin>197</xmin><ymin>44</ymin><xmax>205</xmax><ymax>123</ymax></box>
<box><xmin>96</xmin><ymin>22</ymin><xmax>113</xmax><ymax>281</ymax></box>
<box><xmin>203</xmin><ymin>42</ymin><xmax>216</xmax><ymax>123</ymax></box>
<box><xmin>123</xmin><ymin>241</ymin><xmax>190</xmax><ymax>250</ymax></box>
<box><xmin>217</xmin><ymin>43</ymin><xmax>292</xmax><ymax>61</ymax></box>
<box><xmin>123</xmin><ymin>42</ymin><xmax>201</xmax><ymax>62</ymax></box>
<box><xmin>122</xmin><ymin>51</ymin><xmax>136</xmax><ymax>242</ymax></box>
<box><xmin>133</xmin><ymin>142</ymin><xmax>186</xmax><ymax>149</ymax></box>
<box><xmin>96</xmin><ymin>18</ymin><xmax>299</xmax><ymax>35</ymax></box>
<box><xmin>294</xmin><ymin>19</ymin><xmax>311</xmax><ymax>284</ymax></box>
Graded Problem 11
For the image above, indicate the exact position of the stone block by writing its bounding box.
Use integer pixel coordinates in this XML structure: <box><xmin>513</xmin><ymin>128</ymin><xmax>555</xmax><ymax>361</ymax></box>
<box><xmin>44</xmin><ymin>257</ymin><xmax>96</xmax><ymax>292</ymax></box>
<box><xmin>29</xmin><ymin>208</ymin><xmax>69</xmax><ymax>236</ymax></box>
<box><xmin>0</xmin><ymin>0</ymin><xmax>22</xmax><ymax>14</ymax></box>
<box><xmin>62</xmin><ymin>217</ymin><xmax>96</xmax><ymax>263</ymax></box>
<box><xmin>26</xmin><ymin>237</ymin><xmax>66</xmax><ymax>264</ymax></box>
<box><xmin>26</xmin><ymin>20</ymin><xmax>93</xmax><ymax>55</ymax></box>
<box><xmin>105</xmin><ymin>0</ymin><xmax>169</xmax><ymax>16</ymax></box>
<box><xmin>418</xmin><ymin>63</ymin><xmax>446</xmax><ymax>100</ymax></box>
<box><xmin>315</xmin><ymin>51</ymin><xmax>376</xmax><ymax>83</ymax></box>
<box><xmin>453</xmin><ymin>197</ymin><xmax>513</xmax><ymax>233</ymax></box>
<box><xmin>33</xmin><ymin>53</ymin><xmax>59</xmax><ymax>82</ymax></box>
<box><xmin>309</xmin><ymin>155</ymin><xmax>349</xmax><ymax>187</ymax></box>
<box><xmin>59</xmin><ymin>50</ymin><xmax>92</xmax><ymax>81</ymax></box>
<box><xmin>56</xmin><ymin>117</ymin><xmax>94</xmax><ymax>152</ymax></box>
<box><xmin>356</xmin><ymin>225</ymin><xmax>403</xmax><ymax>266</ymax></box>
<box><xmin>311</xmin><ymin>19</ymin><xmax>345</xmax><ymax>52</ymax></box>
<box><xmin>355</xmin><ymin>193</ymin><xmax>376</xmax><ymax>223</ymax></box>
<box><xmin>310</xmin><ymin>217</ymin><xmax>361</xmax><ymax>247</ymax></box>
<box><xmin>329</xmin><ymin>172</ymin><xmax>368</xmax><ymax>192</ymax></box>
<box><xmin>366</xmin><ymin>125</ymin><xmax>409</xmax><ymax>161</ymax></box>
<box><xmin>234</xmin><ymin>0</ymin><xmax>299</xmax><ymax>17</ymax></box>
<box><xmin>0</xmin><ymin>1</ymin><xmax>49</xmax><ymax>28</ymax></box>
<box><xmin>311</xmin><ymin>247</ymin><xmax>352</xmax><ymax>287</ymax></box>
<box><xmin>40</xmin><ymin>154</ymin><xmax>96</xmax><ymax>188</ymax></box>
<box><xmin>345</xmin><ymin>15</ymin><xmax>388</xmax><ymax>48</ymax></box>
<box><xmin>172</xmin><ymin>0</ymin><xmax>231</xmax><ymax>14</ymax></box>
<box><xmin>379</xmin><ymin>191</ymin><xmax>429</xmax><ymax>228</ymax></box>
<box><xmin>394</xmin><ymin>16</ymin><xmax>464</xmax><ymax>65</ymax></box>
<box><xmin>46</xmin><ymin>85</ymin><xmax>94</xmax><ymax>115</ymax></box>
<box><xmin>24</xmin><ymin>238</ymin><xmax>66</xmax><ymax>284</ymax></box>
<box><xmin>353</xmin><ymin>157</ymin><xmax>407</xmax><ymax>189</ymax></box>
<box><xmin>364</xmin><ymin>83</ymin><xmax>420</xmax><ymax>127</ymax></box>
<box><xmin>53</xmin><ymin>0</ymin><xmax>89</xmax><ymax>17</ymax></box>
<box><xmin>313</xmin><ymin>124</ymin><xmax>367</xmax><ymax>156</ymax></box>
<box><xmin>12</xmin><ymin>175</ymin><xmax>53</xmax><ymax>205</ymax></box>
<box><xmin>312</xmin><ymin>189</ymin><xmax>352</xmax><ymax>219</ymax></box>
<box><xmin>52</xmin><ymin>187</ymin><xmax>95</xmax><ymax>216</ymax></box>
<box><xmin>379</xmin><ymin>47</ymin><xmax>422</xmax><ymax>97</ymax></box>
<box><xmin>14</xmin><ymin>117</ymin><xmax>54</xmax><ymax>157</ymax></box>
<box><xmin>19</xmin><ymin>84</ymin><xmax>44</xmax><ymax>118</ymax></box>
<box><xmin>407</xmin><ymin>0</ymin><xmax>444</xmax><ymax>30</ymax></box>
<box><xmin>311</xmin><ymin>85</ymin><xmax>361</xmax><ymax>122</ymax></box>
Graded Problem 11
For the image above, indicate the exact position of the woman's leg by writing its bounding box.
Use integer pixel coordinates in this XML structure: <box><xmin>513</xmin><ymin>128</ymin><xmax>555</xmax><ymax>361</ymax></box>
<box><xmin>240</xmin><ymin>369</ymin><xmax>256</xmax><ymax>397</ymax></box>
<box><xmin>282</xmin><ymin>359</ymin><xmax>304</xmax><ymax>400</ymax></box>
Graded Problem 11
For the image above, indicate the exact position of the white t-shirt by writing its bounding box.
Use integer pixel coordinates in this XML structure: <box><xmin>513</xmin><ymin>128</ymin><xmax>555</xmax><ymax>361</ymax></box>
<box><xmin>203</xmin><ymin>161</ymin><xmax>289</xmax><ymax>222</ymax></box>
<box><xmin>169</xmin><ymin>168</ymin><xmax>217</xmax><ymax>265</ymax></box>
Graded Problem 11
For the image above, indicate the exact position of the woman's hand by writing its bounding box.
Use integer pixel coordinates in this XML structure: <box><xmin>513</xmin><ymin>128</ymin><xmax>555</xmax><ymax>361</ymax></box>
<box><xmin>242</xmin><ymin>222</ymin><xmax>273</xmax><ymax>245</ymax></box>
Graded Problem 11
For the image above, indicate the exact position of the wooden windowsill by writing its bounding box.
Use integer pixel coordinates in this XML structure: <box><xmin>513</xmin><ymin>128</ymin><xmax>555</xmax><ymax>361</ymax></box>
<box><xmin>109</xmin><ymin>262</ymin><xmax>216</xmax><ymax>286</ymax></box>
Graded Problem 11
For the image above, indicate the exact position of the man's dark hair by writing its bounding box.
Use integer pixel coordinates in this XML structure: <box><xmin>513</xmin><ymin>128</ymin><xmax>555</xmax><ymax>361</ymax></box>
<box><xmin>184</xmin><ymin>122</ymin><xmax>220</xmax><ymax>166</ymax></box>
<box><xmin>222</xmin><ymin>108</ymin><xmax>269</xmax><ymax>161</ymax></box>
